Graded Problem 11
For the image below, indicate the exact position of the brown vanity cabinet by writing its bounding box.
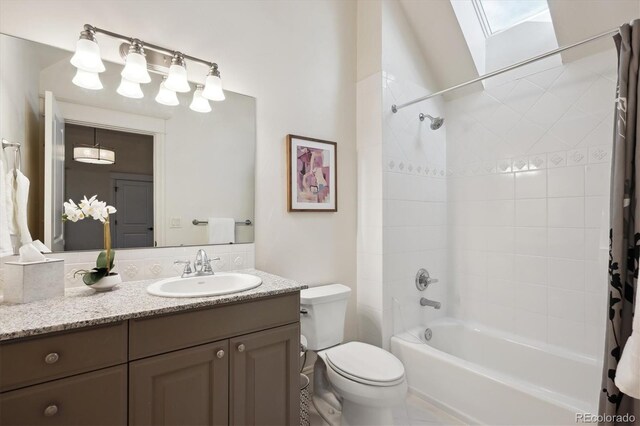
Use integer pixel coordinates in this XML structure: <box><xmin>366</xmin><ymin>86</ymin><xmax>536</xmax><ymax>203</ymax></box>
<box><xmin>0</xmin><ymin>292</ymin><xmax>301</xmax><ymax>426</ymax></box>
<box><xmin>129</xmin><ymin>340</ymin><xmax>230</xmax><ymax>426</ymax></box>
<box><xmin>230</xmin><ymin>323</ymin><xmax>300</xmax><ymax>426</ymax></box>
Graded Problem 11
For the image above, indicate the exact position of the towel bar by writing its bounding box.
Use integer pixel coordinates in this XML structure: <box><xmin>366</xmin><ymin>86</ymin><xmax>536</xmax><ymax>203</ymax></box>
<box><xmin>192</xmin><ymin>219</ymin><xmax>252</xmax><ymax>226</ymax></box>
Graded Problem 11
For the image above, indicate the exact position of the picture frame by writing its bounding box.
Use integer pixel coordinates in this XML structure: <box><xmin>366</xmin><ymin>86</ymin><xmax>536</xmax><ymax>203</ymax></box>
<box><xmin>286</xmin><ymin>134</ymin><xmax>337</xmax><ymax>212</ymax></box>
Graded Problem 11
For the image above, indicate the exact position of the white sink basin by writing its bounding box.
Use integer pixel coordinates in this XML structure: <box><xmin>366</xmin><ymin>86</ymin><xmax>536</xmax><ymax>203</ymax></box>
<box><xmin>146</xmin><ymin>273</ymin><xmax>262</xmax><ymax>298</ymax></box>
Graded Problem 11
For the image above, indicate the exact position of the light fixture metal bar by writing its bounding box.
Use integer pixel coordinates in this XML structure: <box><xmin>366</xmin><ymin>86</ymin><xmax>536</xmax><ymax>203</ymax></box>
<box><xmin>86</xmin><ymin>24</ymin><xmax>217</xmax><ymax>68</ymax></box>
<box><xmin>391</xmin><ymin>27</ymin><xmax>620</xmax><ymax>113</ymax></box>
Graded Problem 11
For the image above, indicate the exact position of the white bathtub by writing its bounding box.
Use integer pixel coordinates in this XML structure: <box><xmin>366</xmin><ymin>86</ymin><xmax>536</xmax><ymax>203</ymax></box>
<box><xmin>390</xmin><ymin>318</ymin><xmax>602</xmax><ymax>425</ymax></box>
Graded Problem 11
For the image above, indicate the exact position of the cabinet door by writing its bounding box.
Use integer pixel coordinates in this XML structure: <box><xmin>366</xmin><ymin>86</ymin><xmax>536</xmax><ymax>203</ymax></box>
<box><xmin>230</xmin><ymin>323</ymin><xmax>300</xmax><ymax>426</ymax></box>
<box><xmin>129</xmin><ymin>340</ymin><xmax>229</xmax><ymax>426</ymax></box>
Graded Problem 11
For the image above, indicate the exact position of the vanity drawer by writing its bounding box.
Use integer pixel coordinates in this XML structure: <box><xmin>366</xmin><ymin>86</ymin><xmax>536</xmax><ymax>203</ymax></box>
<box><xmin>0</xmin><ymin>322</ymin><xmax>127</xmax><ymax>392</ymax></box>
<box><xmin>129</xmin><ymin>292</ymin><xmax>299</xmax><ymax>359</ymax></box>
<box><xmin>0</xmin><ymin>365</ymin><xmax>127</xmax><ymax>426</ymax></box>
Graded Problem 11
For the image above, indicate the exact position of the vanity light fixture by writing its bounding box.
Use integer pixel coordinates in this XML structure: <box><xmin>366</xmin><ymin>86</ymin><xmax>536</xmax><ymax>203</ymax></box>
<box><xmin>189</xmin><ymin>85</ymin><xmax>212</xmax><ymax>113</ymax></box>
<box><xmin>202</xmin><ymin>64</ymin><xmax>225</xmax><ymax>101</ymax></box>
<box><xmin>165</xmin><ymin>52</ymin><xmax>191</xmax><ymax>93</ymax></box>
<box><xmin>73</xmin><ymin>128</ymin><xmax>116</xmax><ymax>165</ymax></box>
<box><xmin>121</xmin><ymin>39</ymin><xmax>151</xmax><ymax>84</ymax></box>
<box><xmin>70</xmin><ymin>26</ymin><xmax>105</xmax><ymax>73</ymax></box>
<box><xmin>117</xmin><ymin>77</ymin><xmax>144</xmax><ymax>99</ymax></box>
<box><xmin>69</xmin><ymin>24</ymin><xmax>226</xmax><ymax>113</ymax></box>
<box><xmin>72</xmin><ymin>68</ymin><xmax>103</xmax><ymax>90</ymax></box>
<box><xmin>155</xmin><ymin>76</ymin><xmax>179</xmax><ymax>106</ymax></box>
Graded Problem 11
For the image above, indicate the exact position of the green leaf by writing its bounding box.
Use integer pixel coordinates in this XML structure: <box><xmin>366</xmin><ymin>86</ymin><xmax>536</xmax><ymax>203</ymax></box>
<box><xmin>96</xmin><ymin>250</ymin><xmax>115</xmax><ymax>270</ymax></box>
<box><xmin>82</xmin><ymin>268</ymin><xmax>108</xmax><ymax>285</ymax></box>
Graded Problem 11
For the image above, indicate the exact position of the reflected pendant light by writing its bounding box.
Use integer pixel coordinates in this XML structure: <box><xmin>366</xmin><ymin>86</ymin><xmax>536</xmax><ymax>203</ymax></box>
<box><xmin>73</xmin><ymin>128</ymin><xmax>116</xmax><ymax>165</ymax></box>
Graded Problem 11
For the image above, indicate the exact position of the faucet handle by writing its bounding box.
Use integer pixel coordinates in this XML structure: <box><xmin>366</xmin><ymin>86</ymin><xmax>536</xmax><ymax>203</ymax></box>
<box><xmin>203</xmin><ymin>257</ymin><xmax>220</xmax><ymax>273</ymax></box>
<box><xmin>174</xmin><ymin>260</ymin><xmax>192</xmax><ymax>275</ymax></box>
<box><xmin>416</xmin><ymin>268</ymin><xmax>438</xmax><ymax>291</ymax></box>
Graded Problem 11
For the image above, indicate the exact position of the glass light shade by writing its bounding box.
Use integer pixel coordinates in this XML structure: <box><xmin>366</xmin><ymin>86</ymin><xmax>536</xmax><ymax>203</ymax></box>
<box><xmin>117</xmin><ymin>77</ymin><xmax>144</xmax><ymax>99</ymax></box>
<box><xmin>155</xmin><ymin>81</ymin><xmax>179</xmax><ymax>106</ymax></box>
<box><xmin>164</xmin><ymin>64</ymin><xmax>191</xmax><ymax>93</ymax></box>
<box><xmin>121</xmin><ymin>52</ymin><xmax>151</xmax><ymax>84</ymax></box>
<box><xmin>201</xmin><ymin>74</ymin><xmax>225</xmax><ymax>101</ymax></box>
<box><xmin>73</xmin><ymin>145</ymin><xmax>115</xmax><ymax>164</ymax></box>
<box><xmin>72</xmin><ymin>69</ymin><xmax>103</xmax><ymax>90</ymax></box>
<box><xmin>70</xmin><ymin>38</ymin><xmax>105</xmax><ymax>73</ymax></box>
<box><xmin>189</xmin><ymin>87</ymin><xmax>211</xmax><ymax>113</ymax></box>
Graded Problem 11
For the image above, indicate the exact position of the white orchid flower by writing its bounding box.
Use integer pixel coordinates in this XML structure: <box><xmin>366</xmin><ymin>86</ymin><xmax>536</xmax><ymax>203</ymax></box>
<box><xmin>63</xmin><ymin>199</ymin><xmax>85</xmax><ymax>222</ymax></box>
<box><xmin>63</xmin><ymin>196</ymin><xmax>116</xmax><ymax>223</ymax></box>
<box><xmin>78</xmin><ymin>195</ymin><xmax>97</xmax><ymax>212</ymax></box>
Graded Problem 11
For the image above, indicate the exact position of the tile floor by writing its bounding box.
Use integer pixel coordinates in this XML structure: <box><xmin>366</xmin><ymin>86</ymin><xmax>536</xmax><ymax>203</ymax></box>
<box><xmin>309</xmin><ymin>391</ymin><xmax>466</xmax><ymax>426</ymax></box>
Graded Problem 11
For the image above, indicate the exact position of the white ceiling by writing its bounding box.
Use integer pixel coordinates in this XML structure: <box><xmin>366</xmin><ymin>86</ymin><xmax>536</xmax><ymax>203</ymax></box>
<box><xmin>398</xmin><ymin>0</ymin><xmax>639</xmax><ymax>94</ymax></box>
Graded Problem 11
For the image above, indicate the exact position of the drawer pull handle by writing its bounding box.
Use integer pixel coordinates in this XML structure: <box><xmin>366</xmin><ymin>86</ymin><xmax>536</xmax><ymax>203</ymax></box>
<box><xmin>44</xmin><ymin>353</ymin><xmax>59</xmax><ymax>364</ymax></box>
<box><xmin>237</xmin><ymin>344</ymin><xmax>245</xmax><ymax>352</ymax></box>
<box><xmin>216</xmin><ymin>349</ymin><xmax>225</xmax><ymax>359</ymax></box>
<box><xmin>44</xmin><ymin>404</ymin><xmax>58</xmax><ymax>417</ymax></box>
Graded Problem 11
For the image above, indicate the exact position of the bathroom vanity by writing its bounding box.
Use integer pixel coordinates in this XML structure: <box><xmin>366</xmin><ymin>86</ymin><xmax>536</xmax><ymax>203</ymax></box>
<box><xmin>0</xmin><ymin>270</ymin><xmax>302</xmax><ymax>426</ymax></box>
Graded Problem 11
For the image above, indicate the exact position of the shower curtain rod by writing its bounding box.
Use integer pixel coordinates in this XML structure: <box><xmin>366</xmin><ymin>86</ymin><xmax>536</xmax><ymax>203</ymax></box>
<box><xmin>391</xmin><ymin>27</ymin><xmax>620</xmax><ymax>113</ymax></box>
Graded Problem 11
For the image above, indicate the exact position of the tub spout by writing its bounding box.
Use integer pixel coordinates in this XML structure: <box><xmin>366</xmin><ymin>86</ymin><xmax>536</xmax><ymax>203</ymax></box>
<box><xmin>420</xmin><ymin>297</ymin><xmax>441</xmax><ymax>309</ymax></box>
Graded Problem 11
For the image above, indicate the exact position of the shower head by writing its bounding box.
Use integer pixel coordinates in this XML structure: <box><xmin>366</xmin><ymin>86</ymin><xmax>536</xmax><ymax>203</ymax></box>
<box><xmin>419</xmin><ymin>113</ymin><xmax>444</xmax><ymax>130</ymax></box>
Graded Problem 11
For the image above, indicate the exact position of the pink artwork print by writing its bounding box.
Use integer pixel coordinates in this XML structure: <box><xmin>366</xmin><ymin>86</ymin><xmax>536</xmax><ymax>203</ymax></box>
<box><xmin>296</xmin><ymin>146</ymin><xmax>331</xmax><ymax>203</ymax></box>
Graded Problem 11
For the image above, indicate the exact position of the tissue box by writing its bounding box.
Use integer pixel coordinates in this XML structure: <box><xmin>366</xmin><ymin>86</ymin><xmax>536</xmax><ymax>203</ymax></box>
<box><xmin>3</xmin><ymin>258</ymin><xmax>64</xmax><ymax>304</ymax></box>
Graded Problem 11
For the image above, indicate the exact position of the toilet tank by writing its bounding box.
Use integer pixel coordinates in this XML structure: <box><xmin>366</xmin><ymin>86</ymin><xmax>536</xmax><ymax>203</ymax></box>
<box><xmin>300</xmin><ymin>284</ymin><xmax>351</xmax><ymax>351</ymax></box>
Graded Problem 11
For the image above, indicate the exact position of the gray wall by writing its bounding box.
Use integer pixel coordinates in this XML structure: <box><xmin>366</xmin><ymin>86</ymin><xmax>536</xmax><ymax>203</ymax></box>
<box><xmin>64</xmin><ymin>124</ymin><xmax>153</xmax><ymax>250</ymax></box>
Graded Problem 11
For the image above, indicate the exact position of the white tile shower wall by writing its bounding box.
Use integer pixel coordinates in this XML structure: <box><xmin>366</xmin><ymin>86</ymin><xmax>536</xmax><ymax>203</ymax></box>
<box><xmin>382</xmin><ymin>72</ymin><xmax>448</xmax><ymax>343</ymax></box>
<box><xmin>446</xmin><ymin>49</ymin><xmax>616</xmax><ymax>357</ymax></box>
<box><xmin>0</xmin><ymin>244</ymin><xmax>255</xmax><ymax>291</ymax></box>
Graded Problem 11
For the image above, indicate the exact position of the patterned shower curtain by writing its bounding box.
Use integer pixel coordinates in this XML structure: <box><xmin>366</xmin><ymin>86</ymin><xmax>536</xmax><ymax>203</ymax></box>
<box><xmin>600</xmin><ymin>20</ymin><xmax>639</xmax><ymax>425</ymax></box>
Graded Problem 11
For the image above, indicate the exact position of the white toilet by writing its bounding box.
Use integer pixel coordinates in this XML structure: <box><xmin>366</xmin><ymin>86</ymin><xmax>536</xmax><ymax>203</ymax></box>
<box><xmin>301</xmin><ymin>284</ymin><xmax>407</xmax><ymax>426</ymax></box>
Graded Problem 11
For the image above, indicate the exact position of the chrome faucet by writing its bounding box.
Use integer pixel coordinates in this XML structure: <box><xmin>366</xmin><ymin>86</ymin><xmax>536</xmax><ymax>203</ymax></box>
<box><xmin>420</xmin><ymin>298</ymin><xmax>441</xmax><ymax>309</ymax></box>
<box><xmin>175</xmin><ymin>250</ymin><xmax>220</xmax><ymax>278</ymax></box>
<box><xmin>416</xmin><ymin>268</ymin><xmax>441</xmax><ymax>310</ymax></box>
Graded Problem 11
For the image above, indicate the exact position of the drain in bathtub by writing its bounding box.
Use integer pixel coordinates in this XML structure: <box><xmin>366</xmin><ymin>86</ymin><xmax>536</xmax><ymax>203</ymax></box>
<box><xmin>424</xmin><ymin>328</ymin><xmax>432</xmax><ymax>341</ymax></box>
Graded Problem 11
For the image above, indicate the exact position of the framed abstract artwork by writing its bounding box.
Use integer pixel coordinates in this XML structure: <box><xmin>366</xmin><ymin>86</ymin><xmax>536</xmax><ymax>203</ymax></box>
<box><xmin>287</xmin><ymin>134</ymin><xmax>337</xmax><ymax>212</ymax></box>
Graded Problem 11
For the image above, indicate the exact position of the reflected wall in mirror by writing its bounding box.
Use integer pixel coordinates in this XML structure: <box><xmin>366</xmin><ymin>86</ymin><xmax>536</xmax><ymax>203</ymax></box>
<box><xmin>0</xmin><ymin>33</ymin><xmax>256</xmax><ymax>253</ymax></box>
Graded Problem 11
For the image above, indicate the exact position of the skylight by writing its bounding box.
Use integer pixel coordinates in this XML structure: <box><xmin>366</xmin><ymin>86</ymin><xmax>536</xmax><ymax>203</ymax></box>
<box><xmin>474</xmin><ymin>0</ymin><xmax>549</xmax><ymax>36</ymax></box>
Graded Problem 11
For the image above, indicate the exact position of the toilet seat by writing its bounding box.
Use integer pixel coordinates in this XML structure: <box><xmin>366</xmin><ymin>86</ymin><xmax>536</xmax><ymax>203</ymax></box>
<box><xmin>323</xmin><ymin>342</ymin><xmax>405</xmax><ymax>387</ymax></box>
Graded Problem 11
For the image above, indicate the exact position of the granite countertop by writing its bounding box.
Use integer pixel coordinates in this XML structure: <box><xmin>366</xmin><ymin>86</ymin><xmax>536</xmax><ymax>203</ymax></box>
<box><xmin>0</xmin><ymin>269</ymin><xmax>305</xmax><ymax>342</ymax></box>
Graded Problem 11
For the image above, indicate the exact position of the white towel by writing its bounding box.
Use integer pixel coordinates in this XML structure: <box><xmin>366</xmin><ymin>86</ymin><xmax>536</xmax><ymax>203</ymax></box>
<box><xmin>615</xmin><ymin>292</ymin><xmax>640</xmax><ymax>399</ymax></box>
<box><xmin>6</xmin><ymin>169</ymin><xmax>32</xmax><ymax>245</ymax></box>
<box><xmin>0</xmin><ymin>148</ymin><xmax>13</xmax><ymax>257</ymax></box>
<box><xmin>207</xmin><ymin>218</ymin><xmax>235</xmax><ymax>244</ymax></box>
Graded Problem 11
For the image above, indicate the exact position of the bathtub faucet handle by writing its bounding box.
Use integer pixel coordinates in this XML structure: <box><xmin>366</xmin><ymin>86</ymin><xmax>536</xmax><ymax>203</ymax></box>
<box><xmin>416</xmin><ymin>268</ymin><xmax>438</xmax><ymax>291</ymax></box>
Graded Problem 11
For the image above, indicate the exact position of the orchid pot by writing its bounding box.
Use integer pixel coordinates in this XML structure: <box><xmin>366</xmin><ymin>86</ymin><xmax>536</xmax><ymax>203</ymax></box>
<box><xmin>62</xmin><ymin>195</ymin><xmax>120</xmax><ymax>291</ymax></box>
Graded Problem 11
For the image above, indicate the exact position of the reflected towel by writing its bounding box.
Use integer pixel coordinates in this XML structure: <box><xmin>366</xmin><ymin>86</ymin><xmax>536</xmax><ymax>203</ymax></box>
<box><xmin>7</xmin><ymin>169</ymin><xmax>33</xmax><ymax>245</ymax></box>
<box><xmin>0</xmin><ymin>148</ymin><xmax>12</xmax><ymax>256</ymax></box>
<box><xmin>207</xmin><ymin>218</ymin><xmax>235</xmax><ymax>244</ymax></box>
<box><xmin>615</xmin><ymin>293</ymin><xmax>640</xmax><ymax>399</ymax></box>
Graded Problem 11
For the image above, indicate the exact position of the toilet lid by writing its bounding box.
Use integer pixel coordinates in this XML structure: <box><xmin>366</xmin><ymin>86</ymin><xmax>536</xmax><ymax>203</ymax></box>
<box><xmin>324</xmin><ymin>342</ymin><xmax>405</xmax><ymax>386</ymax></box>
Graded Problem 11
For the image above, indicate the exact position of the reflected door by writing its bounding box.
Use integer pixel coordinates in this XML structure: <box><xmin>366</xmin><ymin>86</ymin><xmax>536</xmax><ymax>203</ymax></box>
<box><xmin>44</xmin><ymin>91</ymin><xmax>65</xmax><ymax>251</ymax></box>
<box><xmin>113</xmin><ymin>178</ymin><xmax>154</xmax><ymax>248</ymax></box>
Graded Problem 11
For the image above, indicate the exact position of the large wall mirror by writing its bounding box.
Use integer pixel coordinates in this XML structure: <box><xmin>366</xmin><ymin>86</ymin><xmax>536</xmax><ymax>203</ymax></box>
<box><xmin>0</xmin><ymin>33</ymin><xmax>256</xmax><ymax>252</ymax></box>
